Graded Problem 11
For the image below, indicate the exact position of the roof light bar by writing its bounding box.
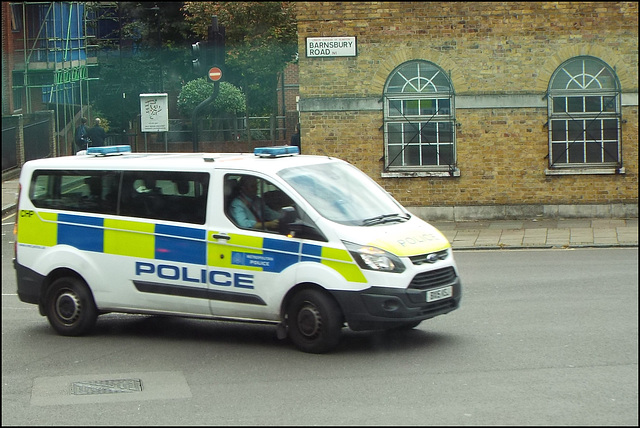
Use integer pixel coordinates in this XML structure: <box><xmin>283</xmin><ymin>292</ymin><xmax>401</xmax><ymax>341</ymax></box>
<box><xmin>86</xmin><ymin>145</ymin><xmax>132</xmax><ymax>156</ymax></box>
<box><xmin>254</xmin><ymin>146</ymin><xmax>299</xmax><ymax>158</ymax></box>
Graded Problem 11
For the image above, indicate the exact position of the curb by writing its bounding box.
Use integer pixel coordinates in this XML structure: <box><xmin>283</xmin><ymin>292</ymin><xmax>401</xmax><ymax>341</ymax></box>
<box><xmin>2</xmin><ymin>204</ymin><xmax>16</xmax><ymax>217</ymax></box>
<box><xmin>453</xmin><ymin>243</ymin><xmax>638</xmax><ymax>251</ymax></box>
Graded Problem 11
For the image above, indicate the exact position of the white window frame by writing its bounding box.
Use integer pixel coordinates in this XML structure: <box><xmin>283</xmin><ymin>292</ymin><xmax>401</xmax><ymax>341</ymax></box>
<box><xmin>383</xmin><ymin>60</ymin><xmax>459</xmax><ymax>177</ymax></box>
<box><xmin>547</xmin><ymin>56</ymin><xmax>623</xmax><ymax>175</ymax></box>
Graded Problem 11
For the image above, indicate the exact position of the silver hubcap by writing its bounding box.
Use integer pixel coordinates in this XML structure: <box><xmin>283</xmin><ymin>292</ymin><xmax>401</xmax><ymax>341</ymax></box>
<box><xmin>55</xmin><ymin>291</ymin><xmax>81</xmax><ymax>324</ymax></box>
<box><xmin>297</xmin><ymin>303</ymin><xmax>322</xmax><ymax>338</ymax></box>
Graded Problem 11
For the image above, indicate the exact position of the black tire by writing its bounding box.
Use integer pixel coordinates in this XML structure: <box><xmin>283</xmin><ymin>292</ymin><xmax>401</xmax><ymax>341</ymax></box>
<box><xmin>45</xmin><ymin>276</ymin><xmax>98</xmax><ymax>336</ymax></box>
<box><xmin>286</xmin><ymin>289</ymin><xmax>343</xmax><ymax>354</ymax></box>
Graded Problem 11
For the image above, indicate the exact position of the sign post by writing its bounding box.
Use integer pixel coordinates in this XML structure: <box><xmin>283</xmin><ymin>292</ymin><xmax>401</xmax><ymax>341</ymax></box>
<box><xmin>140</xmin><ymin>93</ymin><xmax>169</xmax><ymax>152</ymax></box>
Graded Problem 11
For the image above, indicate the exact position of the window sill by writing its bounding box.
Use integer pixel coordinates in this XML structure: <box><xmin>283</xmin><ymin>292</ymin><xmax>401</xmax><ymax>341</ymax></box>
<box><xmin>545</xmin><ymin>167</ymin><xmax>625</xmax><ymax>176</ymax></box>
<box><xmin>381</xmin><ymin>168</ymin><xmax>460</xmax><ymax>178</ymax></box>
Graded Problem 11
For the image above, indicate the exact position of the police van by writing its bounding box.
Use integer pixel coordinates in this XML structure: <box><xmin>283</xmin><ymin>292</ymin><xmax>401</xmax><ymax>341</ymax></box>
<box><xmin>14</xmin><ymin>145</ymin><xmax>461</xmax><ymax>353</ymax></box>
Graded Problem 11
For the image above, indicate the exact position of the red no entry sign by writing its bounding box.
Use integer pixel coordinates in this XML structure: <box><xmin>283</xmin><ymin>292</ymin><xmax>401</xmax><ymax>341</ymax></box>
<box><xmin>208</xmin><ymin>67</ymin><xmax>222</xmax><ymax>81</ymax></box>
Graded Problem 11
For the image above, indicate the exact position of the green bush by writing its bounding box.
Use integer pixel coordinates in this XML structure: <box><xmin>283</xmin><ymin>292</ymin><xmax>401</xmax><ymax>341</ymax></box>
<box><xmin>177</xmin><ymin>78</ymin><xmax>246</xmax><ymax>118</ymax></box>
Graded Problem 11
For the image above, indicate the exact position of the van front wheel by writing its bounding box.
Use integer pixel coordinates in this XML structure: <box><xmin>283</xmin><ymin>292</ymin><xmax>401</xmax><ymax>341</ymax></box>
<box><xmin>45</xmin><ymin>276</ymin><xmax>97</xmax><ymax>336</ymax></box>
<box><xmin>286</xmin><ymin>289</ymin><xmax>343</xmax><ymax>354</ymax></box>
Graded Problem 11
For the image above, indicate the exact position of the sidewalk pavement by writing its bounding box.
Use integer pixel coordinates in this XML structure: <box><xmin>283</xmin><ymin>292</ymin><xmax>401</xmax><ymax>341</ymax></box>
<box><xmin>429</xmin><ymin>218</ymin><xmax>637</xmax><ymax>250</ymax></box>
<box><xmin>2</xmin><ymin>177</ymin><xmax>638</xmax><ymax>250</ymax></box>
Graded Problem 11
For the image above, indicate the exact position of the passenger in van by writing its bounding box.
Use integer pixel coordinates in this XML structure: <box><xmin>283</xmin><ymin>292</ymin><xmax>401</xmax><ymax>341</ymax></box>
<box><xmin>229</xmin><ymin>175</ymin><xmax>280</xmax><ymax>230</ymax></box>
<box><xmin>84</xmin><ymin>176</ymin><xmax>102</xmax><ymax>200</ymax></box>
<box><xmin>81</xmin><ymin>176</ymin><xmax>114</xmax><ymax>213</ymax></box>
<box><xmin>136</xmin><ymin>178</ymin><xmax>162</xmax><ymax>195</ymax></box>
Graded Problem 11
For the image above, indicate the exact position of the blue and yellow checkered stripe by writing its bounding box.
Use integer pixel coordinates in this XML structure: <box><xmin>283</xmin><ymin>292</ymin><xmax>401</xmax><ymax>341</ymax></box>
<box><xmin>19</xmin><ymin>211</ymin><xmax>367</xmax><ymax>283</ymax></box>
<box><xmin>19</xmin><ymin>212</ymin><xmax>206</xmax><ymax>265</ymax></box>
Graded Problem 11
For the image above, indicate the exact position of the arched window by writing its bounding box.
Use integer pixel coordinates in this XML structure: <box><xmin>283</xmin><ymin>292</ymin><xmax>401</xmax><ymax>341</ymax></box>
<box><xmin>548</xmin><ymin>56</ymin><xmax>622</xmax><ymax>171</ymax></box>
<box><xmin>383</xmin><ymin>60</ymin><xmax>457</xmax><ymax>176</ymax></box>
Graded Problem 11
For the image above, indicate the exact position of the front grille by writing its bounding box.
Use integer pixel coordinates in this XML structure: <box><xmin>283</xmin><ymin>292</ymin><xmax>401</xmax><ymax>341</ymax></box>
<box><xmin>409</xmin><ymin>249</ymin><xmax>449</xmax><ymax>265</ymax></box>
<box><xmin>408</xmin><ymin>266</ymin><xmax>457</xmax><ymax>290</ymax></box>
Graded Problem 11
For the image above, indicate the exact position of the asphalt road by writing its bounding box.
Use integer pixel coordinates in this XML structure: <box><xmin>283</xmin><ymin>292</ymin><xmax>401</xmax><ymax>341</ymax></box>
<box><xmin>2</xmin><ymin>213</ymin><xmax>638</xmax><ymax>426</ymax></box>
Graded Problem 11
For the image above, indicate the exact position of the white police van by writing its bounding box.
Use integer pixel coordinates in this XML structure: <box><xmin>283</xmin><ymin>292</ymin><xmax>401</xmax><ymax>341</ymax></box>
<box><xmin>14</xmin><ymin>145</ymin><xmax>461</xmax><ymax>353</ymax></box>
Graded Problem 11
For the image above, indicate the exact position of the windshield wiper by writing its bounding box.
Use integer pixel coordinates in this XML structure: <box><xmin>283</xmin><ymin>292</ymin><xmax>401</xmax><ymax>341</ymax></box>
<box><xmin>362</xmin><ymin>213</ymin><xmax>410</xmax><ymax>226</ymax></box>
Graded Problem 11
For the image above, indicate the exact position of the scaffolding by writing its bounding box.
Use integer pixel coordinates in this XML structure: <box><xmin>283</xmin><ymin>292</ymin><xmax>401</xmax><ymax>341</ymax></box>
<box><xmin>11</xmin><ymin>1</ymin><xmax>99</xmax><ymax>155</ymax></box>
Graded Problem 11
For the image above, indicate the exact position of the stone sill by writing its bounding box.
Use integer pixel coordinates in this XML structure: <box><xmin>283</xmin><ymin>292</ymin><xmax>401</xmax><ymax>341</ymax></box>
<box><xmin>545</xmin><ymin>167</ymin><xmax>625</xmax><ymax>176</ymax></box>
<box><xmin>381</xmin><ymin>168</ymin><xmax>461</xmax><ymax>178</ymax></box>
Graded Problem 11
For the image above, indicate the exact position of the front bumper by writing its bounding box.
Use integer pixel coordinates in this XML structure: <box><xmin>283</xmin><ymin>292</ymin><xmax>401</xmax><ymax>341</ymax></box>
<box><xmin>331</xmin><ymin>277</ymin><xmax>461</xmax><ymax>331</ymax></box>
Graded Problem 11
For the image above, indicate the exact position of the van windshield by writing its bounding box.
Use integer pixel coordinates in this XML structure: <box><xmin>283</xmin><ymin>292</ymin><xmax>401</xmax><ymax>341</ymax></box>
<box><xmin>278</xmin><ymin>162</ymin><xmax>409</xmax><ymax>226</ymax></box>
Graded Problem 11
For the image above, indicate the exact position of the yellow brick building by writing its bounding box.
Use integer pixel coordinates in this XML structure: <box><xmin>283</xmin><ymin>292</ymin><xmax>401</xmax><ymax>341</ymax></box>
<box><xmin>295</xmin><ymin>2</ymin><xmax>638</xmax><ymax>219</ymax></box>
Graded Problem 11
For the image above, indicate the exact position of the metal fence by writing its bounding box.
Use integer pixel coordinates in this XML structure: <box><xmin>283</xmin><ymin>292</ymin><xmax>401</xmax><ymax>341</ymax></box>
<box><xmin>24</xmin><ymin>119</ymin><xmax>53</xmax><ymax>161</ymax></box>
<box><xmin>2</xmin><ymin>122</ymin><xmax>18</xmax><ymax>172</ymax></box>
<box><xmin>2</xmin><ymin>112</ymin><xmax>288</xmax><ymax>177</ymax></box>
<box><xmin>181</xmin><ymin>114</ymin><xmax>288</xmax><ymax>143</ymax></box>
<box><xmin>135</xmin><ymin>115</ymin><xmax>289</xmax><ymax>153</ymax></box>
<box><xmin>2</xmin><ymin>111</ymin><xmax>55</xmax><ymax>178</ymax></box>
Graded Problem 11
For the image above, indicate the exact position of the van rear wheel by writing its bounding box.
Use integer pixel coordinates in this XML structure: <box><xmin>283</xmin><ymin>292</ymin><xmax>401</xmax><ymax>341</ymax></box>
<box><xmin>286</xmin><ymin>289</ymin><xmax>343</xmax><ymax>354</ymax></box>
<box><xmin>45</xmin><ymin>276</ymin><xmax>97</xmax><ymax>336</ymax></box>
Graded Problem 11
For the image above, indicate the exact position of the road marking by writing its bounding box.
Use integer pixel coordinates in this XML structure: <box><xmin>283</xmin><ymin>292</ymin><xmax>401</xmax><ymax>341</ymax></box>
<box><xmin>3</xmin><ymin>212</ymin><xmax>16</xmax><ymax>223</ymax></box>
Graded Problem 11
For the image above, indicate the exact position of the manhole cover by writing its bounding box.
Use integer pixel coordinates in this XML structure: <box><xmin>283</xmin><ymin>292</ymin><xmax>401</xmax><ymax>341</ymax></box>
<box><xmin>70</xmin><ymin>379</ymin><xmax>143</xmax><ymax>395</ymax></box>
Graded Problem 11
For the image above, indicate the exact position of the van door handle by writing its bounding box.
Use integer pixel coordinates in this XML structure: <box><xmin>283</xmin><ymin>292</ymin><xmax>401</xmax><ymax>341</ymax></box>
<box><xmin>212</xmin><ymin>234</ymin><xmax>231</xmax><ymax>241</ymax></box>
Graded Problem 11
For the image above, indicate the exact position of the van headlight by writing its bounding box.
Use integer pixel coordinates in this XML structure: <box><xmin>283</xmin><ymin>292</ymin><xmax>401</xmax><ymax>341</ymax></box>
<box><xmin>343</xmin><ymin>241</ymin><xmax>405</xmax><ymax>273</ymax></box>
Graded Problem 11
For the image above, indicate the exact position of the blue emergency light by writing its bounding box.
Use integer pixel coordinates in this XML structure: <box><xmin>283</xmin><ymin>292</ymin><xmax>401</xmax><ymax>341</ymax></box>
<box><xmin>254</xmin><ymin>146</ymin><xmax>299</xmax><ymax>157</ymax></box>
<box><xmin>86</xmin><ymin>145</ymin><xmax>132</xmax><ymax>156</ymax></box>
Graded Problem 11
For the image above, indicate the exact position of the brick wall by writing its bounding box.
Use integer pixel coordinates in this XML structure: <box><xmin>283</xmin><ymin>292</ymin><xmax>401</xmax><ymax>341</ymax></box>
<box><xmin>295</xmin><ymin>1</ymin><xmax>638</xmax><ymax>209</ymax></box>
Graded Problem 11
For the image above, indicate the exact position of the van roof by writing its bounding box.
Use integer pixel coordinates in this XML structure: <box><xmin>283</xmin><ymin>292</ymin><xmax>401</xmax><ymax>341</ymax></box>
<box><xmin>22</xmin><ymin>149</ymin><xmax>339</xmax><ymax>176</ymax></box>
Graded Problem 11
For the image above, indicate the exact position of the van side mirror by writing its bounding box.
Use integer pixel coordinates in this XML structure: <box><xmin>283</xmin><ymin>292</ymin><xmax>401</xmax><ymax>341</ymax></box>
<box><xmin>279</xmin><ymin>206</ymin><xmax>297</xmax><ymax>235</ymax></box>
<box><xmin>279</xmin><ymin>206</ymin><xmax>327</xmax><ymax>241</ymax></box>
<box><xmin>281</xmin><ymin>206</ymin><xmax>296</xmax><ymax>221</ymax></box>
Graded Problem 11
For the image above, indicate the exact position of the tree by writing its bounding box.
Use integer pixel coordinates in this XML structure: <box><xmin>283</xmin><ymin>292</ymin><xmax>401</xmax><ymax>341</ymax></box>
<box><xmin>87</xmin><ymin>2</ymin><xmax>197</xmax><ymax>131</ymax></box>
<box><xmin>177</xmin><ymin>79</ymin><xmax>246</xmax><ymax>118</ymax></box>
<box><xmin>182</xmin><ymin>2</ymin><xmax>298</xmax><ymax>115</ymax></box>
<box><xmin>114</xmin><ymin>2</ymin><xmax>197</xmax><ymax>49</ymax></box>
<box><xmin>177</xmin><ymin>78</ymin><xmax>248</xmax><ymax>141</ymax></box>
<box><xmin>91</xmin><ymin>52</ymin><xmax>173</xmax><ymax>132</ymax></box>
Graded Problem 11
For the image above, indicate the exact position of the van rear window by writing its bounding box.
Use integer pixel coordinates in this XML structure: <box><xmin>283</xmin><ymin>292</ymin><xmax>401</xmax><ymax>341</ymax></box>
<box><xmin>29</xmin><ymin>170</ymin><xmax>209</xmax><ymax>224</ymax></box>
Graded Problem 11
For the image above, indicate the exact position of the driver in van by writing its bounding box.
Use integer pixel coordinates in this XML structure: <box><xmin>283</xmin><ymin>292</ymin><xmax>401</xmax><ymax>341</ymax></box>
<box><xmin>229</xmin><ymin>175</ymin><xmax>280</xmax><ymax>230</ymax></box>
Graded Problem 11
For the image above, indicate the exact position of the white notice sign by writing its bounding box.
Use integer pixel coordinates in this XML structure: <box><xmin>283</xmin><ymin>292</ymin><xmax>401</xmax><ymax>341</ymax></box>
<box><xmin>140</xmin><ymin>93</ymin><xmax>168</xmax><ymax>132</ymax></box>
<box><xmin>306</xmin><ymin>37</ymin><xmax>357</xmax><ymax>58</ymax></box>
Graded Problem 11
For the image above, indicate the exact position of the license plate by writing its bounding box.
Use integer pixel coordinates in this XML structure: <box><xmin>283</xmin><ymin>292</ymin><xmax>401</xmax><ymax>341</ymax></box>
<box><xmin>426</xmin><ymin>286</ymin><xmax>453</xmax><ymax>302</ymax></box>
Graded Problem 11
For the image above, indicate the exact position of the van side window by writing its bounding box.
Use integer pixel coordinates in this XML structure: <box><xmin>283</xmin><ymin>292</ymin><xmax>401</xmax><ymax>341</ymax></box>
<box><xmin>224</xmin><ymin>173</ymin><xmax>326</xmax><ymax>241</ymax></box>
<box><xmin>225</xmin><ymin>174</ymin><xmax>287</xmax><ymax>231</ymax></box>
<box><xmin>29</xmin><ymin>169</ymin><xmax>209</xmax><ymax>224</ymax></box>
<box><xmin>29</xmin><ymin>170</ymin><xmax>119</xmax><ymax>215</ymax></box>
<box><xmin>119</xmin><ymin>171</ymin><xmax>209</xmax><ymax>224</ymax></box>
